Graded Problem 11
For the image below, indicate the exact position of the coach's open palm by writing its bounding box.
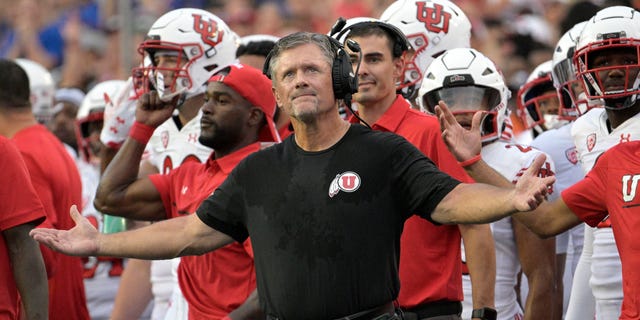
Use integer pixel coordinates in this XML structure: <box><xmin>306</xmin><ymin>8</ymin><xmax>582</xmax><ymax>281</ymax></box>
<box><xmin>512</xmin><ymin>154</ymin><xmax>556</xmax><ymax>211</ymax></box>
<box><xmin>30</xmin><ymin>205</ymin><xmax>100</xmax><ymax>257</ymax></box>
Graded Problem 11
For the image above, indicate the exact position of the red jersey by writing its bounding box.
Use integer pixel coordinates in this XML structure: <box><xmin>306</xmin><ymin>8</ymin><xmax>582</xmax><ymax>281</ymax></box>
<box><xmin>149</xmin><ymin>143</ymin><xmax>260</xmax><ymax>320</ymax></box>
<box><xmin>278</xmin><ymin>121</ymin><xmax>294</xmax><ymax>140</ymax></box>
<box><xmin>12</xmin><ymin>125</ymin><xmax>89</xmax><ymax>320</ymax></box>
<box><xmin>562</xmin><ymin>141</ymin><xmax>640</xmax><ymax>320</ymax></box>
<box><xmin>0</xmin><ymin>137</ymin><xmax>46</xmax><ymax>319</ymax></box>
<box><xmin>350</xmin><ymin>95</ymin><xmax>473</xmax><ymax>307</ymax></box>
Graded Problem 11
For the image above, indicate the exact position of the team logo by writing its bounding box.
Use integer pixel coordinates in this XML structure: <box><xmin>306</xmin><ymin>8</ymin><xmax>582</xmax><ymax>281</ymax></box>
<box><xmin>161</xmin><ymin>130</ymin><xmax>169</xmax><ymax>149</ymax></box>
<box><xmin>328</xmin><ymin>171</ymin><xmax>361</xmax><ymax>198</ymax></box>
<box><xmin>416</xmin><ymin>2</ymin><xmax>452</xmax><ymax>34</ymax></box>
<box><xmin>620</xmin><ymin>133</ymin><xmax>631</xmax><ymax>143</ymax></box>
<box><xmin>622</xmin><ymin>174</ymin><xmax>640</xmax><ymax>203</ymax></box>
<box><xmin>192</xmin><ymin>14</ymin><xmax>224</xmax><ymax>57</ymax></box>
<box><xmin>565</xmin><ymin>147</ymin><xmax>578</xmax><ymax>165</ymax></box>
<box><xmin>448</xmin><ymin>74</ymin><xmax>466</xmax><ymax>83</ymax></box>
<box><xmin>586</xmin><ymin>133</ymin><xmax>596</xmax><ymax>152</ymax></box>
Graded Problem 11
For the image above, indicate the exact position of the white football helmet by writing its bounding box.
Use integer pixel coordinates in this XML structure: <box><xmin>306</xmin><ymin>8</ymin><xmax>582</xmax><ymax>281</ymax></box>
<box><xmin>552</xmin><ymin>21</ymin><xmax>588</xmax><ymax>119</ymax></box>
<box><xmin>15</xmin><ymin>58</ymin><xmax>56</xmax><ymax>124</ymax></box>
<box><xmin>380</xmin><ymin>0</ymin><xmax>471</xmax><ymax>100</ymax></box>
<box><xmin>134</xmin><ymin>8</ymin><xmax>240</xmax><ymax>101</ymax></box>
<box><xmin>574</xmin><ymin>6</ymin><xmax>640</xmax><ymax>110</ymax></box>
<box><xmin>76</xmin><ymin>80</ymin><xmax>127</xmax><ymax>163</ymax></box>
<box><xmin>418</xmin><ymin>48</ymin><xmax>511</xmax><ymax>143</ymax></box>
<box><xmin>517</xmin><ymin>60</ymin><xmax>566</xmax><ymax>131</ymax></box>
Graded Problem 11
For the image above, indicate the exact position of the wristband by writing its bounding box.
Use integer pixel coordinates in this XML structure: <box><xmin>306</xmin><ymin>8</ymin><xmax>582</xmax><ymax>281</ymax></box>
<box><xmin>458</xmin><ymin>154</ymin><xmax>482</xmax><ymax>167</ymax></box>
<box><xmin>472</xmin><ymin>307</ymin><xmax>497</xmax><ymax>320</ymax></box>
<box><xmin>129</xmin><ymin>121</ymin><xmax>155</xmax><ymax>145</ymax></box>
<box><xmin>221</xmin><ymin>316</ymin><xmax>232</xmax><ymax>320</ymax></box>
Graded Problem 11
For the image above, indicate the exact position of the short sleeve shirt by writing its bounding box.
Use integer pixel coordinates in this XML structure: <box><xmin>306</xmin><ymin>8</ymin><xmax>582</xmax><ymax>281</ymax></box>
<box><xmin>196</xmin><ymin>125</ymin><xmax>461</xmax><ymax>320</ymax></box>
<box><xmin>561</xmin><ymin>141</ymin><xmax>640</xmax><ymax>319</ymax></box>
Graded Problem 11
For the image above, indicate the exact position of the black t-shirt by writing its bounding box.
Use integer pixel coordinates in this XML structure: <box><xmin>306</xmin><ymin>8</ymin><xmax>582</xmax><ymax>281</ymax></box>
<box><xmin>196</xmin><ymin>124</ymin><xmax>461</xmax><ymax>320</ymax></box>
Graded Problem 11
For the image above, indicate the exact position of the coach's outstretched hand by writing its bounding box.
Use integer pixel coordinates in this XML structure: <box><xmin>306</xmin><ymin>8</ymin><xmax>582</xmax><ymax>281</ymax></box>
<box><xmin>434</xmin><ymin>100</ymin><xmax>555</xmax><ymax>212</ymax></box>
<box><xmin>512</xmin><ymin>154</ymin><xmax>555</xmax><ymax>211</ymax></box>
<box><xmin>30</xmin><ymin>205</ymin><xmax>99</xmax><ymax>257</ymax></box>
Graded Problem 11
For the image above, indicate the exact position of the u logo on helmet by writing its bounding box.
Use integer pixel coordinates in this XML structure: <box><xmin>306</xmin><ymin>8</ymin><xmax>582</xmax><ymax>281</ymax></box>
<box><xmin>416</xmin><ymin>2</ymin><xmax>451</xmax><ymax>34</ymax></box>
<box><xmin>192</xmin><ymin>14</ymin><xmax>225</xmax><ymax>53</ymax></box>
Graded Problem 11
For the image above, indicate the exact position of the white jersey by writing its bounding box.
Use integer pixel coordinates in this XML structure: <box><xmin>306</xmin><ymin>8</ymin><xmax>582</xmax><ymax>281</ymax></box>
<box><xmin>146</xmin><ymin>111</ymin><xmax>212</xmax><ymax>320</ymax></box>
<box><xmin>461</xmin><ymin>140</ymin><xmax>556</xmax><ymax>320</ymax></box>
<box><xmin>572</xmin><ymin>108</ymin><xmax>640</xmax><ymax>171</ymax></box>
<box><xmin>569</xmin><ymin>108</ymin><xmax>640</xmax><ymax>320</ymax></box>
<box><xmin>530</xmin><ymin>123</ymin><xmax>585</xmax><ymax>317</ymax></box>
<box><xmin>530</xmin><ymin>123</ymin><xmax>584</xmax><ymax>202</ymax></box>
<box><xmin>76</xmin><ymin>157</ymin><xmax>124</xmax><ymax>320</ymax></box>
<box><xmin>147</xmin><ymin>112</ymin><xmax>212</xmax><ymax>174</ymax></box>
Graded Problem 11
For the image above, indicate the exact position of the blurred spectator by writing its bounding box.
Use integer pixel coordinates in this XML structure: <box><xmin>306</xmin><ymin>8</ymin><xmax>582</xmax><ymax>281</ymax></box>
<box><xmin>49</xmin><ymin>88</ymin><xmax>86</xmax><ymax>152</ymax></box>
<box><xmin>559</xmin><ymin>1</ymin><xmax>601</xmax><ymax>34</ymax></box>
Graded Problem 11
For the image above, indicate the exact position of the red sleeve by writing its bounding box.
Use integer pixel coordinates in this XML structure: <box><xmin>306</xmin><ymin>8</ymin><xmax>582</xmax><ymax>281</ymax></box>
<box><xmin>148</xmin><ymin>173</ymin><xmax>173</xmax><ymax>219</ymax></box>
<box><xmin>243</xmin><ymin>239</ymin><xmax>254</xmax><ymax>259</ymax></box>
<box><xmin>0</xmin><ymin>139</ymin><xmax>46</xmax><ymax>230</ymax></box>
<box><xmin>426</xmin><ymin>127</ymin><xmax>474</xmax><ymax>183</ymax></box>
<box><xmin>561</xmin><ymin>162</ymin><xmax>608</xmax><ymax>227</ymax></box>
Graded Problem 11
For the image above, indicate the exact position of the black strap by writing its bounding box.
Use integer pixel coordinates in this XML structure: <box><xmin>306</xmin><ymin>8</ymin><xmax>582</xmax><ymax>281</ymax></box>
<box><xmin>405</xmin><ymin>301</ymin><xmax>462</xmax><ymax>318</ymax></box>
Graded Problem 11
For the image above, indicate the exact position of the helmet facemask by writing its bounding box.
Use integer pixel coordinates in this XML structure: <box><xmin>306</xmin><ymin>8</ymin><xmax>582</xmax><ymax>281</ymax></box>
<box><xmin>134</xmin><ymin>41</ymin><xmax>203</xmax><ymax>102</ymax></box>
<box><xmin>423</xmin><ymin>85</ymin><xmax>505</xmax><ymax>142</ymax></box>
<box><xmin>517</xmin><ymin>73</ymin><xmax>564</xmax><ymax>130</ymax></box>
<box><xmin>575</xmin><ymin>39</ymin><xmax>640</xmax><ymax>110</ymax></box>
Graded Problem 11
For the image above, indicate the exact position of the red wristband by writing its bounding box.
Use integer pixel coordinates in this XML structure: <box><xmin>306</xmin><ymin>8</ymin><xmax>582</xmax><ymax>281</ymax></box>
<box><xmin>221</xmin><ymin>316</ymin><xmax>232</xmax><ymax>320</ymax></box>
<box><xmin>129</xmin><ymin>121</ymin><xmax>155</xmax><ymax>145</ymax></box>
<box><xmin>458</xmin><ymin>154</ymin><xmax>482</xmax><ymax>167</ymax></box>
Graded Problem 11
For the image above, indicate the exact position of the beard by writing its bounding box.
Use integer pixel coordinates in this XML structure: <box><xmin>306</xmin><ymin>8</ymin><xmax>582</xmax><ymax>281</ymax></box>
<box><xmin>199</xmin><ymin>122</ymin><xmax>242</xmax><ymax>151</ymax></box>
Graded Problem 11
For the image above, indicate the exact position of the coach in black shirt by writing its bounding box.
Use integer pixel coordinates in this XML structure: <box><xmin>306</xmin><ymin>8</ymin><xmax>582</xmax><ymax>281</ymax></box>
<box><xmin>31</xmin><ymin>32</ymin><xmax>554</xmax><ymax>320</ymax></box>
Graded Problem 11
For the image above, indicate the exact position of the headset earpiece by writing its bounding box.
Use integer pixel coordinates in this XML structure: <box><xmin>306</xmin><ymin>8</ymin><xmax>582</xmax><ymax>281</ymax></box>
<box><xmin>262</xmin><ymin>50</ymin><xmax>274</xmax><ymax>79</ymax></box>
<box><xmin>327</xmin><ymin>36</ymin><xmax>358</xmax><ymax>101</ymax></box>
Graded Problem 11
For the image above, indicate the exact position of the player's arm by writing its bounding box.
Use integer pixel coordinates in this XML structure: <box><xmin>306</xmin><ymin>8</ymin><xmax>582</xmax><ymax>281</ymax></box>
<box><xmin>31</xmin><ymin>205</ymin><xmax>234</xmax><ymax>260</ymax></box>
<box><xmin>513</xmin><ymin>218</ymin><xmax>556</xmax><ymax>320</ymax></box>
<box><xmin>95</xmin><ymin>92</ymin><xmax>175</xmax><ymax>221</ymax></box>
<box><xmin>459</xmin><ymin>224</ymin><xmax>496</xmax><ymax>310</ymax></box>
<box><xmin>4</xmin><ymin>222</ymin><xmax>48</xmax><ymax>319</ymax></box>
<box><xmin>95</xmin><ymin>132</ymin><xmax>166</xmax><ymax>220</ymax></box>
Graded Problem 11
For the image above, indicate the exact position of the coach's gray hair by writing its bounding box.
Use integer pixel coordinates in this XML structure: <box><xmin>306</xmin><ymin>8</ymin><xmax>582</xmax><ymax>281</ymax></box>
<box><xmin>266</xmin><ymin>32</ymin><xmax>336</xmax><ymax>83</ymax></box>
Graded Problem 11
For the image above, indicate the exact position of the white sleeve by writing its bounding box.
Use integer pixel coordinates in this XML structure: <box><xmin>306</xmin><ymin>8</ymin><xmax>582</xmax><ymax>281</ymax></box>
<box><xmin>564</xmin><ymin>225</ymin><xmax>595</xmax><ymax>320</ymax></box>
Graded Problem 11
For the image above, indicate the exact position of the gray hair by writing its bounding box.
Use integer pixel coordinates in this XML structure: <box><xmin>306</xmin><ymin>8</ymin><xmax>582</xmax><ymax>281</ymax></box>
<box><xmin>266</xmin><ymin>32</ymin><xmax>336</xmax><ymax>83</ymax></box>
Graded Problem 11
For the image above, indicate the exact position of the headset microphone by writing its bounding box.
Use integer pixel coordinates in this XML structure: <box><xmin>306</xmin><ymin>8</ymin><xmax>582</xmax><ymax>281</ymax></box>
<box><xmin>342</xmin><ymin>39</ymin><xmax>371</xmax><ymax>129</ymax></box>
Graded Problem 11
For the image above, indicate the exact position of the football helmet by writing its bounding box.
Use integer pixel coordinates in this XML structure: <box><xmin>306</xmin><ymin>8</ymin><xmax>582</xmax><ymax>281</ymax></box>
<box><xmin>552</xmin><ymin>21</ymin><xmax>590</xmax><ymax>119</ymax></box>
<box><xmin>76</xmin><ymin>80</ymin><xmax>127</xmax><ymax>163</ymax></box>
<box><xmin>418</xmin><ymin>48</ymin><xmax>511</xmax><ymax>143</ymax></box>
<box><xmin>380</xmin><ymin>0</ymin><xmax>471</xmax><ymax>100</ymax></box>
<box><xmin>517</xmin><ymin>60</ymin><xmax>566</xmax><ymax>130</ymax></box>
<box><xmin>573</xmin><ymin>6</ymin><xmax>640</xmax><ymax>110</ymax></box>
<box><xmin>134</xmin><ymin>8</ymin><xmax>240</xmax><ymax>101</ymax></box>
<box><xmin>15</xmin><ymin>58</ymin><xmax>56</xmax><ymax>124</ymax></box>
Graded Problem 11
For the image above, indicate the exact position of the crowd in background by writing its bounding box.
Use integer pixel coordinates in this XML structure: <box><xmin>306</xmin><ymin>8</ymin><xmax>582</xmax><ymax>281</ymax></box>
<box><xmin>1</xmin><ymin>0</ymin><xmax>636</xmax><ymax>101</ymax></box>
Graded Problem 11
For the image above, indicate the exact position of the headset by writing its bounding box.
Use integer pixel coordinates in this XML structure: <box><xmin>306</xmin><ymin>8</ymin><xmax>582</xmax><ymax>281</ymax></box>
<box><xmin>262</xmin><ymin>32</ymin><xmax>361</xmax><ymax>107</ymax></box>
<box><xmin>329</xmin><ymin>17</ymin><xmax>411</xmax><ymax>58</ymax></box>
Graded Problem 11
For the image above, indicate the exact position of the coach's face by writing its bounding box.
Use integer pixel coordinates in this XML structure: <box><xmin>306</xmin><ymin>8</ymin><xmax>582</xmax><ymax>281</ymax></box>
<box><xmin>271</xmin><ymin>43</ymin><xmax>336</xmax><ymax>124</ymax></box>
